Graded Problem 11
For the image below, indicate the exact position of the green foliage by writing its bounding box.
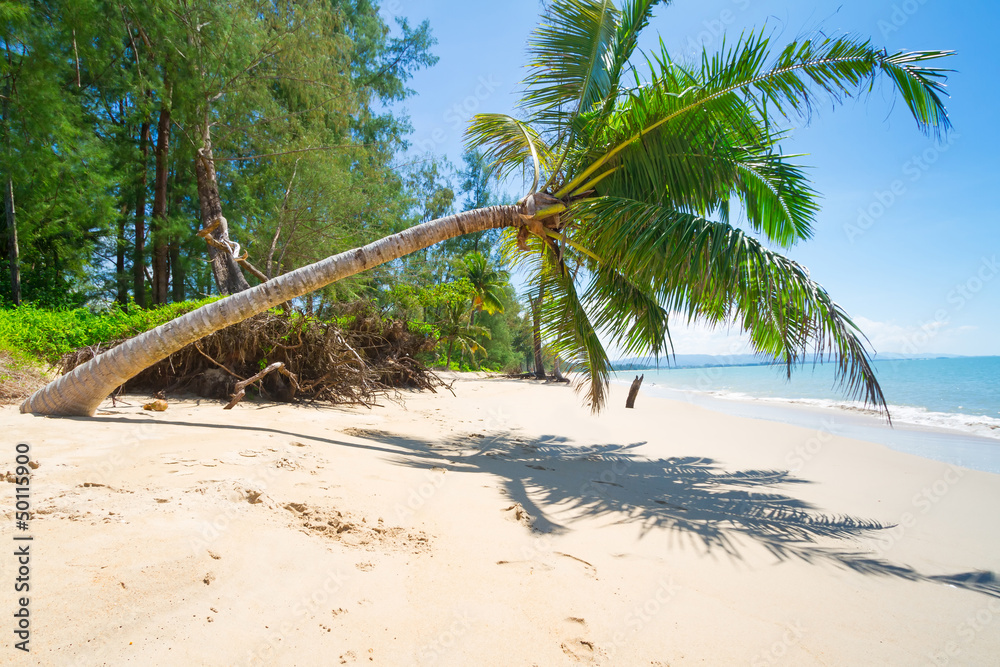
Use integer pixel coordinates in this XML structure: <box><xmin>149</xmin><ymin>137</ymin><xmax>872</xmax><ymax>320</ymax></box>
<box><xmin>0</xmin><ymin>0</ymin><xmax>440</xmax><ymax>310</ymax></box>
<box><xmin>0</xmin><ymin>299</ymin><xmax>219</xmax><ymax>364</ymax></box>
<box><xmin>467</xmin><ymin>0</ymin><xmax>953</xmax><ymax>412</ymax></box>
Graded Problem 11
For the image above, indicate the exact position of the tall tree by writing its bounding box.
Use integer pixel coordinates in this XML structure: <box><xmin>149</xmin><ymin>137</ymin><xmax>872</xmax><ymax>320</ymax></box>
<box><xmin>1</xmin><ymin>3</ymin><xmax>27</xmax><ymax>306</ymax></box>
<box><xmin>132</xmin><ymin>119</ymin><xmax>150</xmax><ymax>307</ymax></box>
<box><xmin>150</xmin><ymin>90</ymin><xmax>171</xmax><ymax>304</ymax></box>
<box><xmin>23</xmin><ymin>0</ymin><xmax>952</xmax><ymax>417</ymax></box>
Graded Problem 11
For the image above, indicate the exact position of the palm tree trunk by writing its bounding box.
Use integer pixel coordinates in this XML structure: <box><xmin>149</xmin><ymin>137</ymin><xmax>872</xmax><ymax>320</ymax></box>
<box><xmin>21</xmin><ymin>205</ymin><xmax>522</xmax><ymax>416</ymax></box>
<box><xmin>532</xmin><ymin>285</ymin><xmax>545</xmax><ymax>379</ymax></box>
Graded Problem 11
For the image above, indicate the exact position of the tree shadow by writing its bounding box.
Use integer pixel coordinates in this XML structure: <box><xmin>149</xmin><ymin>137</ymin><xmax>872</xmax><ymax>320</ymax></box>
<box><xmin>77</xmin><ymin>414</ymin><xmax>999</xmax><ymax>600</ymax></box>
<box><xmin>363</xmin><ymin>428</ymin><xmax>1000</xmax><ymax>600</ymax></box>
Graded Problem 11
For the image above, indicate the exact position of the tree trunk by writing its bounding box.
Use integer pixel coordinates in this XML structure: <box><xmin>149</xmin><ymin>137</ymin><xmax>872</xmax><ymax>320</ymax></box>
<box><xmin>133</xmin><ymin>121</ymin><xmax>150</xmax><ymax>308</ymax></box>
<box><xmin>625</xmin><ymin>374</ymin><xmax>643</xmax><ymax>409</ymax></box>
<box><xmin>195</xmin><ymin>121</ymin><xmax>250</xmax><ymax>295</ymax></box>
<box><xmin>151</xmin><ymin>98</ymin><xmax>171</xmax><ymax>305</ymax></box>
<box><xmin>170</xmin><ymin>242</ymin><xmax>184</xmax><ymax>302</ymax></box>
<box><xmin>22</xmin><ymin>205</ymin><xmax>522</xmax><ymax>416</ymax></box>
<box><xmin>553</xmin><ymin>357</ymin><xmax>569</xmax><ymax>383</ymax></box>
<box><xmin>4</xmin><ymin>175</ymin><xmax>18</xmax><ymax>306</ymax></box>
<box><xmin>115</xmin><ymin>203</ymin><xmax>128</xmax><ymax>305</ymax></box>
<box><xmin>3</xmin><ymin>88</ymin><xmax>20</xmax><ymax>307</ymax></box>
<box><xmin>532</xmin><ymin>285</ymin><xmax>545</xmax><ymax>380</ymax></box>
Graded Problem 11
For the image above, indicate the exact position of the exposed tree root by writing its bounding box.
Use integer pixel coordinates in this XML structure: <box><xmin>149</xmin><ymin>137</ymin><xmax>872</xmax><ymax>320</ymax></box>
<box><xmin>60</xmin><ymin>302</ymin><xmax>444</xmax><ymax>407</ymax></box>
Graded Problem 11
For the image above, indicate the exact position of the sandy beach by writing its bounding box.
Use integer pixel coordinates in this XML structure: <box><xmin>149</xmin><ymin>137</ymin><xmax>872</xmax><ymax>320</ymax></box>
<box><xmin>3</xmin><ymin>375</ymin><xmax>999</xmax><ymax>665</ymax></box>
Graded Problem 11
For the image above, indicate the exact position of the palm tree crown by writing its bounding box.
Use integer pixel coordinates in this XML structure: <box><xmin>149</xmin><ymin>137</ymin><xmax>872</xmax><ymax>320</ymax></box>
<box><xmin>466</xmin><ymin>0</ymin><xmax>952</xmax><ymax>413</ymax></box>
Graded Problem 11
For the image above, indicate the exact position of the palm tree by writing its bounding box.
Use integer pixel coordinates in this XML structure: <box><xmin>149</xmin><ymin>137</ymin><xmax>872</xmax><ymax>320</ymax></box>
<box><xmin>22</xmin><ymin>0</ymin><xmax>951</xmax><ymax>417</ymax></box>
<box><xmin>438</xmin><ymin>300</ymin><xmax>491</xmax><ymax>370</ymax></box>
<box><xmin>462</xmin><ymin>251</ymin><xmax>508</xmax><ymax>322</ymax></box>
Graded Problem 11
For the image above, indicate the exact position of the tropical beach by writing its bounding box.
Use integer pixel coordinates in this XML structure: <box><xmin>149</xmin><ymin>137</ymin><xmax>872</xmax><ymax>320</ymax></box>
<box><xmin>2</xmin><ymin>0</ymin><xmax>999</xmax><ymax>664</ymax></box>
<box><xmin>3</xmin><ymin>376</ymin><xmax>999</xmax><ymax>665</ymax></box>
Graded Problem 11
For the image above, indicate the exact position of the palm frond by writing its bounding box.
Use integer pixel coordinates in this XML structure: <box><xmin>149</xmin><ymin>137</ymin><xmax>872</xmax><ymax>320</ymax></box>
<box><xmin>522</xmin><ymin>0</ymin><xmax>620</xmax><ymax>129</ymax></box>
<box><xmin>584</xmin><ymin>263</ymin><xmax>674</xmax><ymax>361</ymax></box>
<box><xmin>576</xmin><ymin>196</ymin><xmax>888</xmax><ymax>415</ymax></box>
<box><xmin>559</xmin><ymin>33</ymin><xmax>952</xmax><ymax>201</ymax></box>
<box><xmin>464</xmin><ymin>113</ymin><xmax>552</xmax><ymax>190</ymax></box>
<box><xmin>595</xmin><ymin>0</ymin><xmax>671</xmax><ymax>119</ymax></box>
<box><xmin>586</xmin><ymin>88</ymin><xmax>819</xmax><ymax>244</ymax></box>
<box><xmin>538</xmin><ymin>248</ymin><xmax>612</xmax><ymax>412</ymax></box>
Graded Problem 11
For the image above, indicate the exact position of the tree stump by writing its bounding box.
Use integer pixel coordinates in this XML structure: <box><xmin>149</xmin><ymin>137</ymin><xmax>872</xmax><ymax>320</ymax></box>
<box><xmin>625</xmin><ymin>374</ymin><xmax>644</xmax><ymax>409</ymax></box>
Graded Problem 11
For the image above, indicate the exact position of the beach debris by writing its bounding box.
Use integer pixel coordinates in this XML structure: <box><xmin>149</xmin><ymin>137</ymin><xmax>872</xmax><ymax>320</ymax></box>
<box><xmin>203</xmin><ymin>572</ymin><xmax>215</xmax><ymax>585</ymax></box>
<box><xmin>143</xmin><ymin>399</ymin><xmax>168</xmax><ymax>411</ymax></box>
<box><xmin>625</xmin><ymin>374</ymin><xmax>644</xmax><ymax>409</ymax></box>
<box><xmin>194</xmin><ymin>479</ymin><xmax>275</xmax><ymax>507</ymax></box>
<box><xmin>224</xmin><ymin>361</ymin><xmax>299</xmax><ymax>410</ymax></box>
<box><xmin>274</xmin><ymin>456</ymin><xmax>299</xmax><ymax>470</ymax></box>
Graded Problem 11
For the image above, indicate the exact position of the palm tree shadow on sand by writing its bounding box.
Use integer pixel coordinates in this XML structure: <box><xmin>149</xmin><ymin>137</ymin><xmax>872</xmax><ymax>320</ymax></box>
<box><xmin>357</xmin><ymin>428</ymin><xmax>999</xmax><ymax>600</ymax></box>
<box><xmin>82</xmin><ymin>413</ymin><xmax>998</xmax><ymax>600</ymax></box>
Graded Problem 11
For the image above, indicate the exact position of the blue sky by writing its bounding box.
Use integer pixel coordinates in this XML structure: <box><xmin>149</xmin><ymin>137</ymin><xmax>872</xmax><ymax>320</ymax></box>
<box><xmin>381</xmin><ymin>0</ymin><xmax>999</xmax><ymax>358</ymax></box>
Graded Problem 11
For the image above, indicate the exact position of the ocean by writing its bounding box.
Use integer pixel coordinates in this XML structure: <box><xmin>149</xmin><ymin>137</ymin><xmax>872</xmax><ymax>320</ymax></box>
<box><xmin>613</xmin><ymin>356</ymin><xmax>1000</xmax><ymax>473</ymax></box>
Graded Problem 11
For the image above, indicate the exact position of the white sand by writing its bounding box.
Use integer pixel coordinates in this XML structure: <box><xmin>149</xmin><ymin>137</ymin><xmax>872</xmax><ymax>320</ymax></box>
<box><xmin>2</xmin><ymin>376</ymin><xmax>999</xmax><ymax>665</ymax></box>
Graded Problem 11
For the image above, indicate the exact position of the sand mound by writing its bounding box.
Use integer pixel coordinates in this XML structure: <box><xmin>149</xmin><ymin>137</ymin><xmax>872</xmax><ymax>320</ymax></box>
<box><xmin>284</xmin><ymin>501</ymin><xmax>430</xmax><ymax>552</ymax></box>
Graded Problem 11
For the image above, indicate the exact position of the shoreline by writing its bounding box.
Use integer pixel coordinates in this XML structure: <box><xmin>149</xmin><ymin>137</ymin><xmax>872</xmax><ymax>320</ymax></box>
<box><xmin>611</xmin><ymin>375</ymin><xmax>1000</xmax><ymax>474</ymax></box>
<box><xmin>2</xmin><ymin>376</ymin><xmax>999</xmax><ymax>665</ymax></box>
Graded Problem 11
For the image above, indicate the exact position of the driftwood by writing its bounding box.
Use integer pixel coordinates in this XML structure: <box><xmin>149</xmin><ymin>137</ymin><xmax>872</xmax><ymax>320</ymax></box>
<box><xmin>625</xmin><ymin>374</ymin><xmax>644</xmax><ymax>409</ymax></box>
<box><xmin>224</xmin><ymin>361</ymin><xmax>300</xmax><ymax>409</ymax></box>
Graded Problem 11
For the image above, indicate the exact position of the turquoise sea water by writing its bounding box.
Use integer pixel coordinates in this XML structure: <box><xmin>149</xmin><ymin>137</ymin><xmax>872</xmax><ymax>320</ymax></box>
<box><xmin>612</xmin><ymin>357</ymin><xmax>1000</xmax><ymax>471</ymax></box>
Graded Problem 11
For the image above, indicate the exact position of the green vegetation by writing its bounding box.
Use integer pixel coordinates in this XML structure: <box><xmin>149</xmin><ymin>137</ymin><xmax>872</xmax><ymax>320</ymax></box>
<box><xmin>7</xmin><ymin>0</ymin><xmax>951</xmax><ymax>414</ymax></box>
<box><xmin>0</xmin><ymin>0</ymin><xmax>532</xmax><ymax>379</ymax></box>
<box><xmin>0</xmin><ymin>300</ymin><xmax>218</xmax><ymax>364</ymax></box>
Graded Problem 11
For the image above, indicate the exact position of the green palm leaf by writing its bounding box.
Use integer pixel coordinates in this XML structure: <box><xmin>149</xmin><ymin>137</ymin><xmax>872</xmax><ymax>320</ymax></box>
<box><xmin>538</xmin><ymin>248</ymin><xmax>613</xmax><ymax>412</ymax></box>
<box><xmin>522</xmin><ymin>0</ymin><xmax>620</xmax><ymax>129</ymax></box>
<box><xmin>559</xmin><ymin>33</ymin><xmax>952</xmax><ymax>203</ymax></box>
<box><xmin>464</xmin><ymin>113</ymin><xmax>553</xmax><ymax>191</ymax></box>
<box><xmin>576</xmin><ymin>196</ymin><xmax>888</xmax><ymax>414</ymax></box>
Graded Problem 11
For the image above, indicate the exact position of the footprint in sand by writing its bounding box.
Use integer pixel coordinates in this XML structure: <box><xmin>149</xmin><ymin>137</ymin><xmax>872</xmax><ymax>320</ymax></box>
<box><xmin>502</xmin><ymin>502</ymin><xmax>535</xmax><ymax>529</ymax></box>
<box><xmin>560</xmin><ymin>637</ymin><xmax>597</xmax><ymax>662</ymax></box>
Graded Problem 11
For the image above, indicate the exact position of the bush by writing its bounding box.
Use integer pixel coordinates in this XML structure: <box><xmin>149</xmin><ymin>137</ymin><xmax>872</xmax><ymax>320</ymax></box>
<box><xmin>0</xmin><ymin>299</ymin><xmax>219</xmax><ymax>365</ymax></box>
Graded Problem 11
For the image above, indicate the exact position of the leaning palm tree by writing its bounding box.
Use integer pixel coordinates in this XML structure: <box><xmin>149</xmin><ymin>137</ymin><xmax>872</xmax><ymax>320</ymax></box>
<box><xmin>22</xmin><ymin>0</ymin><xmax>951</xmax><ymax>417</ymax></box>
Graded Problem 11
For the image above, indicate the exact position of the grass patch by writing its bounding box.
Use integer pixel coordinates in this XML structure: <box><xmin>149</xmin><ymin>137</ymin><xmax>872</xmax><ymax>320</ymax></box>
<box><xmin>0</xmin><ymin>344</ymin><xmax>52</xmax><ymax>404</ymax></box>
